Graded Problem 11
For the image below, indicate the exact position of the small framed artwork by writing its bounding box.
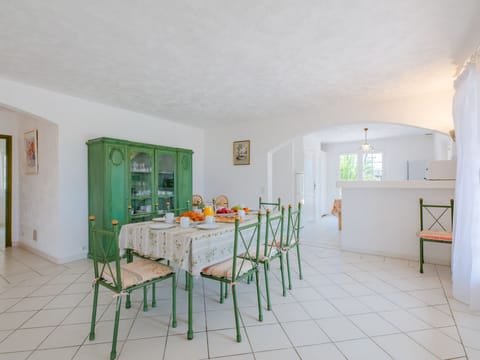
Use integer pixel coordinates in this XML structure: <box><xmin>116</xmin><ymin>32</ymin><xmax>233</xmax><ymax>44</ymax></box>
<box><xmin>233</xmin><ymin>140</ymin><xmax>250</xmax><ymax>165</ymax></box>
<box><xmin>24</xmin><ymin>129</ymin><xmax>38</xmax><ymax>175</ymax></box>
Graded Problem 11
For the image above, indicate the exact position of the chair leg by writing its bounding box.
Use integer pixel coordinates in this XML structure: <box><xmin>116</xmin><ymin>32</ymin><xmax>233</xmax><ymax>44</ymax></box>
<box><xmin>224</xmin><ymin>281</ymin><xmax>228</xmax><ymax>299</ymax></box>
<box><xmin>219</xmin><ymin>282</ymin><xmax>224</xmax><ymax>304</ymax></box>
<box><xmin>255</xmin><ymin>269</ymin><xmax>263</xmax><ymax>322</ymax></box>
<box><xmin>280</xmin><ymin>253</ymin><xmax>287</xmax><ymax>297</ymax></box>
<box><xmin>296</xmin><ymin>243</ymin><xmax>303</xmax><ymax>280</ymax></box>
<box><xmin>171</xmin><ymin>274</ymin><xmax>177</xmax><ymax>328</ymax></box>
<box><xmin>187</xmin><ymin>272</ymin><xmax>193</xmax><ymax>340</ymax></box>
<box><xmin>420</xmin><ymin>239</ymin><xmax>424</xmax><ymax>273</ymax></box>
<box><xmin>231</xmin><ymin>283</ymin><xmax>242</xmax><ymax>342</ymax></box>
<box><xmin>110</xmin><ymin>295</ymin><xmax>122</xmax><ymax>360</ymax></box>
<box><xmin>143</xmin><ymin>286</ymin><xmax>148</xmax><ymax>312</ymax></box>
<box><xmin>263</xmin><ymin>262</ymin><xmax>272</xmax><ymax>311</ymax></box>
<box><xmin>152</xmin><ymin>283</ymin><xmax>157</xmax><ymax>308</ymax></box>
<box><xmin>185</xmin><ymin>271</ymin><xmax>188</xmax><ymax>291</ymax></box>
<box><xmin>89</xmin><ymin>282</ymin><xmax>99</xmax><ymax>341</ymax></box>
<box><xmin>286</xmin><ymin>251</ymin><xmax>293</xmax><ymax>290</ymax></box>
<box><xmin>125</xmin><ymin>293</ymin><xmax>131</xmax><ymax>309</ymax></box>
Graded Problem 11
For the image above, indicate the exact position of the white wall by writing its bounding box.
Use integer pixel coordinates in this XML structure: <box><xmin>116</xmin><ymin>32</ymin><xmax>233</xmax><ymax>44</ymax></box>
<box><xmin>16</xmin><ymin>113</ymin><xmax>59</xmax><ymax>258</ymax></box>
<box><xmin>433</xmin><ymin>132</ymin><xmax>453</xmax><ymax>160</ymax></box>
<box><xmin>271</xmin><ymin>141</ymin><xmax>295</xmax><ymax>206</ymax></box>
<box><xmin>323</xmin><ymin>134</ymin><xmax>437</xmax><ymax>213</ymax></box>
<box><xmin>0</xmin><ymin>78</ymin><xmax>205</xmax><ymax>263</ymax></box>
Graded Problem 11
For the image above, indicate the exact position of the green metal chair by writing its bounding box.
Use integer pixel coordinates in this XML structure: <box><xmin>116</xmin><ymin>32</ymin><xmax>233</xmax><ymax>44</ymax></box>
<box><xmin>418</xmin><ymin>198</ymin><xmax>454</xmax><ymax>273</ymax></box>
<box><xmin>126</xmin><ymin>199</ymin><xmax>191</xmax><ymax>307</ymax></box>
<box><xmin>240</xmin><ymin>207</ymin><xmax>286</xmax><ymax>310</ymax></box>
<box><xmin>259</xmin><ymin>196</ymin><xmax>281</xmax><ymax>211</ymax></box>
<box><xmin>88</xmin><ymin>216</ymin><xmax>177</xmax><ymax>360</ymax></box>
<box><xmin>284</xmin><ymin>203</ymin><xmax>303</xmax><ymax>289</ymax></box>
<box><xmin>201</xmin><ymin>214</ymin><xmax>264</xmax><ymax>342</ymax></box>
<box><xmin>125</xmin><ymin>202</ymin><xmax>167</xmax><ymax>309</ymax></box>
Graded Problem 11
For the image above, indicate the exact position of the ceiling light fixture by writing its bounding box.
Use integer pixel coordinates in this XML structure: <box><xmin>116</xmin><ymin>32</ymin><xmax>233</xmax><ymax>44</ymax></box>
<box><xmin>360</xmin><ymin>128</ymin><xmax>374</xmax><ymax>153</ymax></box>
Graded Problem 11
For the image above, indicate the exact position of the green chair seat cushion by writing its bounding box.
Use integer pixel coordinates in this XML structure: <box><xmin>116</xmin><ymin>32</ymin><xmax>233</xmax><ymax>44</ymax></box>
<box><xmin>102</xmin><ymin>259</ymin><xmax>173</xmax><ymax>289</ymax></box>
<box><xmin>201</xmin><ymin>258</ymin><xmax>254</xmax><ymax>279</ymax></box>
<box><xmin>418</xmin><ymin>230</ymin><xmax>452</xmax><ymax>242</ymax></box>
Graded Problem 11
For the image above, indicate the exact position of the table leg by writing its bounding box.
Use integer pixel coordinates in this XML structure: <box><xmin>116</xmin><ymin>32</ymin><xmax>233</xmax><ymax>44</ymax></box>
<box><xmin>187</xmin><ymin>272</ymin><xmax>194</xmax><ymax>340</ymax></box>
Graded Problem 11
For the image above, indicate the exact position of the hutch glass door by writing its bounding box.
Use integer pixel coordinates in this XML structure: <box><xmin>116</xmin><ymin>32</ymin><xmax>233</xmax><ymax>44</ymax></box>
<box><xmin>156</xmin><ymin>150</ymin><xmax>176</xmax><ymax>213</ymax></box>
<box><xmin>129</xmin><ymin>149</ymin><xmax>154</xmax><ymax>218</ymax></box>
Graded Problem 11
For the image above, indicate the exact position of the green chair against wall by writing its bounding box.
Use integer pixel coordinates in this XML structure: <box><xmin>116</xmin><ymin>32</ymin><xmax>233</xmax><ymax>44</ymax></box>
<box><xmin>200</xmin><ymin>213</ymin><xmax>264</xmax><ymax>342</ymax></box>
<box><xmin>284</xmin><ymin>203</ymin><xmax>303</xmax><ymax>289</ymax></box>
<box><xmin>259</xmin><ymin>196</ymin><xmax>281</xmax><ymax>212</ymax></box>
<box><xmin>418</xmin><ymin>198</ymin><xmax>454</xmax><ymax>273</ymax></box>
<box><xmin>88</xmin><ymin>216</ymin><xmax>176</xmax><ymax>360</ymax></box>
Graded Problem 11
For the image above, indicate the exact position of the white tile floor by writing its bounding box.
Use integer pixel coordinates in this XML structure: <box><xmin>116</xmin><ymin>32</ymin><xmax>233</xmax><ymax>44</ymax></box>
<box><xmin>0</xmin><ymin>216</ymin><xmax>477</xmax><ymax>359</ymax></box>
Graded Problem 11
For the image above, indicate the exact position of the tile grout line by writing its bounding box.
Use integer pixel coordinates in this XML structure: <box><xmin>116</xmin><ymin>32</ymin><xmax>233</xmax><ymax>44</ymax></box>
<box><xmin>434</xmin><ymin>263</ymin><xmax>469</xmax><ymax>357</ymax></box>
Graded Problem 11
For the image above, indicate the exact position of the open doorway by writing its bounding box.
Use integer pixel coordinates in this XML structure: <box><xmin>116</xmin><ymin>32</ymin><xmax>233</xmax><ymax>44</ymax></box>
<box><xmin>0</xmin><ymin>135</ymin><xmax>12</xmax><ymax>250</ymax></box>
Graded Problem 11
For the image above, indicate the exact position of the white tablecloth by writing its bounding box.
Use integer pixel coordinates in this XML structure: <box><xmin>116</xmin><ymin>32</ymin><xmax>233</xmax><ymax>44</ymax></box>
<box><xmin>119</xmin><ymin>217</ymin><xmax>259</xmax><ymax>276</ymax></box>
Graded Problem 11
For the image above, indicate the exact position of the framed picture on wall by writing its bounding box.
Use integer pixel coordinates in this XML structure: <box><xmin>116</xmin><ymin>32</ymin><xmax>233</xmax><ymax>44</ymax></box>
<box><xmin>24</xmin><ymin>129</ymin><xmax>38</xmax><ymax>175</ymax></box>
<box><xmin>233</xmin><ymin>140</ymin><xmax>250</xmax><ymax>165</ymax></box>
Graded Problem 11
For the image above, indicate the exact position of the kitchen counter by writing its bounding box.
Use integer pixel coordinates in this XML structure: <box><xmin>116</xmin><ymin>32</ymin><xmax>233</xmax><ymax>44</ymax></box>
<box><xmin>337</xmin><ymin>180</ymin><xmax>455</xmax><ymax>189</ymax></box>
<box><xmin>337</xmin><ymin>180</ymin><xmax>455</xmax><ymax>264</ymax></box>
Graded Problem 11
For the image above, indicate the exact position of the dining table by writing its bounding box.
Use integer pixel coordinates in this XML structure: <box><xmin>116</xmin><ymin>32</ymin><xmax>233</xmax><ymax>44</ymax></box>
<box><xmin>119</xmin><ymin>214</ymin><xmax>260</xmax><ymax>339</ymax></box>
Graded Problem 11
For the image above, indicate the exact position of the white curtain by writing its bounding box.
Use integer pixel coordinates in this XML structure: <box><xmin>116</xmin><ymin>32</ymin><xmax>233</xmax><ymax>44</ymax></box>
<box><xmin>452</xmin><ymin>62</ymin><xmax>480</xmax><ymax>310</ymax></box>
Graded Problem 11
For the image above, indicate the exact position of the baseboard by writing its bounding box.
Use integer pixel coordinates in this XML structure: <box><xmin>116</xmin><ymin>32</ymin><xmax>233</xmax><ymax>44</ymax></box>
<box><xmin>16</xmin><ymin>243</ymin><xmax>87</xmax><ymax>264</ymax></box>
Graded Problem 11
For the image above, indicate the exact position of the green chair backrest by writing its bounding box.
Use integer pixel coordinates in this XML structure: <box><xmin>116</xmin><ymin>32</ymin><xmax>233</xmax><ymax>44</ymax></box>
<box><xmin>419</xmin><ymin>198</ymin><xmax>454</xmax><ymax>232</ymax></box>
<box><xmin>88</xmin><ymin>216</ymin><xmax>122</xmax><ymax>292</ymax></box>
<box><xmin>231</xmin><ymin>213</ymin><xmax>262</xmax><ymax>280</ymax></box>
<box><xmin>285</xmin><ymin>203</ymin><xmax>302</xmax><ymax>247</ymax></box>
<box><xmin>264</xmin><ymin>207</ymin><xmax>285</xmax><ymax>257</ymax></box>
<box><xmin>259</xmin><ymin>196</ymin><xmax>281</xmax><ymax>212</ymax></box>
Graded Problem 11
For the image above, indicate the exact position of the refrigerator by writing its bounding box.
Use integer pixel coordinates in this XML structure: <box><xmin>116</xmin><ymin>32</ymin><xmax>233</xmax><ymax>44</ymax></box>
<box><xmin>407</xmin><ymin>160</ymin><xmax>428</xmax><ymax>180</ymax></box>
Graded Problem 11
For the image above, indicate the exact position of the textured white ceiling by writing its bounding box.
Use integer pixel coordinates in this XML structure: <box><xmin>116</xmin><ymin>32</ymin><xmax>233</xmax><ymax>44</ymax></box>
<box><xmin>0</xmin><ymin>0</ymin><xmax>479</xmax><ymax>128</ymax></box>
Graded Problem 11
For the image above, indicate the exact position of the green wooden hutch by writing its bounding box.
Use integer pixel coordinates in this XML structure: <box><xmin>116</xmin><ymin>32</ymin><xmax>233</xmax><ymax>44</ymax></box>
<box><xmin>87</xmin><ymin>137</ymin><xmax>193</xmax><ymax>258</ymax></box>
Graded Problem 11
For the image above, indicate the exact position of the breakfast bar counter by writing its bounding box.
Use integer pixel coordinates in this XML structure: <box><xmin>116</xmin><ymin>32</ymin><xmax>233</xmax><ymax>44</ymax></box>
<box><xmin>337</xmin><ymin>180</ymin><xmax>455</xmax><ymax>265</ymax></box>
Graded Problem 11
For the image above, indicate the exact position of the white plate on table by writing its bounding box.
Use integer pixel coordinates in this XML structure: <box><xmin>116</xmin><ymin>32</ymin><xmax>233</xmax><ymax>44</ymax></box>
<box><xmin>152</xmin><ymin>217</ymin><xmax>165</xmax><ymax>222</ymax></box>
<box><xmin>196</xmin><ymin>223</ymin><xmax>220</xmax><ymax>230</ymax></box>
<box><xmin>150</xmin><ymin>223</ymin><xmax>175</xmax><ymax>230</ymax></box>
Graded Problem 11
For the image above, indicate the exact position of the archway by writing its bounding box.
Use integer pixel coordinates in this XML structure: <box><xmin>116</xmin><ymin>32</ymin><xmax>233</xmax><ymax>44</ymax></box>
<box><xmin>266</xmin><ymin>122</ymin><xmax>454</xmax><ymax>239</ymax></box>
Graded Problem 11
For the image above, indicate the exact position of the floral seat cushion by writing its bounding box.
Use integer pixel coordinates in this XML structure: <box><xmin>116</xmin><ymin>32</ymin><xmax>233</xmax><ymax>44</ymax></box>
<box><xmin>418</xmin><ymin>230</ymin><xmax>453</xmax><ymax>242</ymax></box>
<box><xmin>102</xmin><ymin>259</ymin><xmax>173</xmax><ymax>289</ymax></box>
<box><xmin>201</xmin><ymin>258</ymin><xmax>253</xmax><ymax>279</ymax></box>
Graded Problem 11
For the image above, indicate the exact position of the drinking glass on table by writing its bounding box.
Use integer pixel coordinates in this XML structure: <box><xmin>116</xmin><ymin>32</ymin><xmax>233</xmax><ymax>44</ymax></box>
<box><xmin>180</xmin><ymin>216</ymin><xmax>190</xmax><ymax>228</ymax></box>
<box><xmin>205</xmin><ymin>215</ymin><xmax>215</xmax><ymax>224</ymax></box>
<box><xmin>165</xmin><ymin>212</ymin><xmax>175</xmax><ymax>223</ymax></box>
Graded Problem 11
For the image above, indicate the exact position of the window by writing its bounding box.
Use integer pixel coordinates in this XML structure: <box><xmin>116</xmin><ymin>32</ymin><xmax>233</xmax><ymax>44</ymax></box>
<box><xmin>338</xmin><ymin>152</ymin><xmax>383</xmax><ymax>181</ymax></box>
<box><xmin>339</xmin><ymin>153</ymin><xmax>358</xmax><ymax>180</ymax></box>
<box><xmin>362</xmin><ymin>153</ymin><xmax>383</xmax><ymax>181</ymax></box>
